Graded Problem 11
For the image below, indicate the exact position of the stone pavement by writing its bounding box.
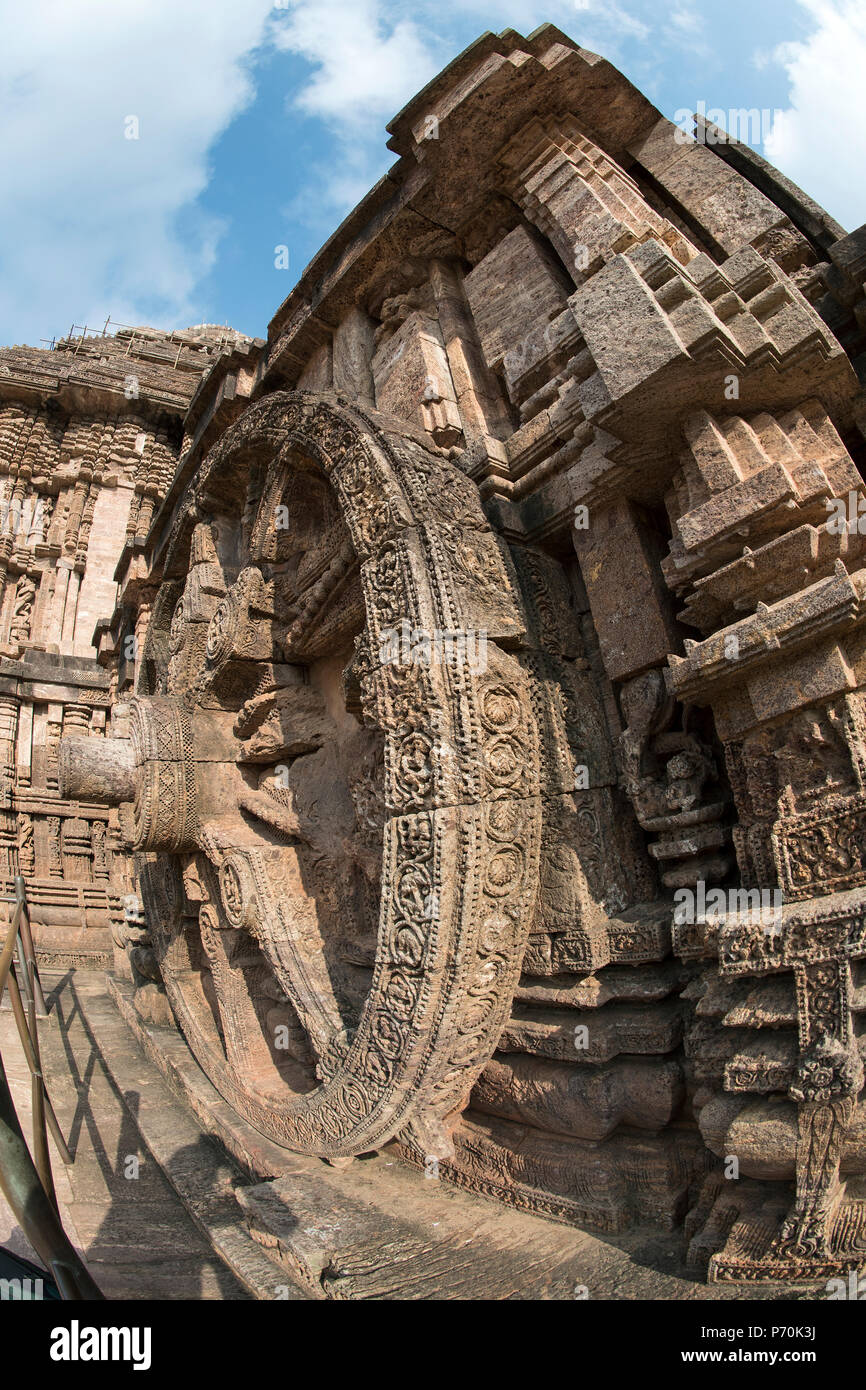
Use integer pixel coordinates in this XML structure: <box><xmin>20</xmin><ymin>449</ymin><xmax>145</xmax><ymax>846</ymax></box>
<box><xmin>0</xmin><ymin>971</ymin><xmax>250</xmax><ymax>1300</ymax></box>
<box><xmin>0</xmin><ymin>968</ymin><xmax>827</xmax><ymax>1301</ymax></box>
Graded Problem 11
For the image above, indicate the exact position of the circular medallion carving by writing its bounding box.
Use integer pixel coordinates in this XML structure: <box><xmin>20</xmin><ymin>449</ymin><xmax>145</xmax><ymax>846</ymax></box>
<box><xmin>206</xmin><ymin>593</ymin><xmax>237</xmax><ymax>665</ymax></box>
<box><xmin>219</xmin><ymin>855</ymin><xmax>257</xmax><ymax>930</ymax></box>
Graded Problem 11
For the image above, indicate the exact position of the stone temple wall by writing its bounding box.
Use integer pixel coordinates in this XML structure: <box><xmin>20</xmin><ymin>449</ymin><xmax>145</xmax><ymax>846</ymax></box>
<box><xmin>0</xmin><ymin>324</ymin><xmax>260</xmax><ymax>962</ymax></box>
<box><xmin>13</xmin><ymin>22</ymin><xmax>866</xmax><ymax>1285</ymax></box>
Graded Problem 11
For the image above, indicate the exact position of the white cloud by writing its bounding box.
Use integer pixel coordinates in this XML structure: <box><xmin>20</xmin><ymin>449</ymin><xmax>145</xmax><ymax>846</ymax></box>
<box><xmin>0</xmin><ymin>0</ymin><xmax>275</xmax><ymax>346</ymax></box>
<box><xmin>670</xmin><ymin>5</ymin><xmax>700</xmax><ymax>29</ymax></box>
<box><xmin>272</xmin><ymin>0</ymin><xmax>439</xmax><ymax>126</ymax></box>
<box><xmin>269</xmin><ymin>0</ymin><xmax>445</xmax><ymax>228</ymax></box>
<box><xmin>4</xmin><ymin>0</ymin><xmax>861</xmax><ymax>352</ymax></box>
<box><xmin>270</xmin><ymin>0</ymin><xmax>652</xmax><ymax>229</ymax></box>
<box><xmin>666</xmin><ymin>5</ymin><xmax>709</xmax><ymax>56</ymax></box>
<box><xmin>661</xmin><ymin>5</ymin><xmax>708</xmax><ymax>58</ymax></box>
<box><xmin>595</xmin><ymin>3</ymin><xmax>650</xmax><ymax>42</ymax></box>
<box><xmin>764</xmin><ymin>0</ymin><xmax>866</xmax><ymax>232</ymax></box>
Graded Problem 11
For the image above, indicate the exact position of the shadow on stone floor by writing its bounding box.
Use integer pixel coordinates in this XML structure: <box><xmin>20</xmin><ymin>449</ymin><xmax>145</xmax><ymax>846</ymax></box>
<box><xmin>35</xmin><ymin>971</ymin><xmax>826</xmax><ymax>1302</ymax></box>
<box><xmin>43</xmin><ymin>973</ymin><xmax>249</xmax><ymax>1300</ymax></box>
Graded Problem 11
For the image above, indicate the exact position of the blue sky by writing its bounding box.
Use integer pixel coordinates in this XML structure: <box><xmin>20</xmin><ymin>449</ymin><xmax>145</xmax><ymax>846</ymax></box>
<box><xmin>1</xmin><ymin>0</ymin><xmax>864</xmax><ymax>347</ymax></box>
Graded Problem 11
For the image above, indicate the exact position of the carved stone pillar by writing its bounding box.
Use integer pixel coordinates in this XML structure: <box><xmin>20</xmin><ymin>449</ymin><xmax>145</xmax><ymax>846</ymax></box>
<box><xmin>61</xmin><ymin>816</ymin><xmax>91</xmax><ymax>882</ymax></box>
<box><xmin>16</xmin><ymin>813</ymin><xmax>34</xmax><ymax>876</ymax></box>
<box><xmin>46</xmin><ymin>816</ymin><xmax>62</xmax><ymax>879</ymax></box>
<box><xmin>133</xmin><ymin>599</ymin><xmax>152</xmax><ymax>684</ymax></box>
<box><xmin>428</xmin><ymin>258</ymin><xmax>513</xmax><ymax>448</ymax></box>
<box><xmin>63</xmin><ymin>703</ymin><xmax>92</xmax><ymax>737</ymax></box>
<box><xmin>370</xmin><ymin>280</ymin><xmax>465</xmax><ymax>448</ymax></box>
<box><xmin>60</xmin><ymin>568</ymin><xmax>81</xmax><ymax>647</ymax></box>
<box><xmin>90</xmin><ymin>820</ymin><xmax>109</xmax><ymax>881</ymax></box>
<box><xmin>0</xmin><ymin>458</ymin><xmax>33</xmax><ymax>588</ymax></box>
<box><xmin>134</xmin><ymin>486</ymin><xmax>159</xmax><ymax>544</ymax></box>
<box><xmin>45</xmin><ymin>702</ymin><xmax>63</xmax><ymax>792</ymax></box>
<box><xmin>74</xmin><ymin>481</ymin><xmax>99</xmax><ymax>566</ymax></box>
<box><xmin>48</xmin><ymin>560</ymin><xmax>72</xmax><ymax>649</ymax></box>
<box><xmin>63</xmin><ymin>468</ymin><xmax>91</xmax><ymax>558</ymax></box>
<box><xmin>0</xmin><ymin>696</ymin><xmax>18</xmax><ymax>876</ymax></box>
<box><xmin>29</xmin><ymin>565</ymin><xmax>53</xmax><ymax>648</ymax></box>
<box><xmin>15</xmin><ymin>700</ymin><xmax>32</xmax><ymax>789</ymax></box>
<box><xmin>333</xmin><ymin>307</ymin><xmax>376</xmax><ymax>406</ymax></box>
<box><xmin>9</xmin><ymin>572</ymin><xmax>37</xmax><ymax>646</ymax></box>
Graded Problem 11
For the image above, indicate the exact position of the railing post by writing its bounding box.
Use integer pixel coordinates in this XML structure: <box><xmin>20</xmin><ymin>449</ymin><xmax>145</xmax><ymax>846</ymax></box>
<box><xmin>0</xmin><ymin>1046</ymin><xmax>102</xmax><ymax>1299</ymax></box>
<box><xmin>0</xmin><ymin>876</ymin><xmax>83</xmax><ymax>1288</ymax></box>
<box><xmin>15</xmin><ymin>876</ymin><xmax>47</xmax><ymax>1018</ymax></box>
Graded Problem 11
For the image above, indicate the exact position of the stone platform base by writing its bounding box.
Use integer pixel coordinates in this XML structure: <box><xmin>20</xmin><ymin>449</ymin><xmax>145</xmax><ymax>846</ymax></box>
<box><xmin>35</xmin><ymin>935</ymin><xmax>112</xmax><ymax>970</ymax></box>
<box><xmin>6</xmin><ymin>874</ymin><xmax>115</xmax><ymax>968</ymax></box>
<box><xmin>686</xmin><ymin>1174</ymin><xmax>866</xmax><ymax>1287</ymax></box>
<box><xmin>95</xmin><ymin>973</ymin><xmax>821</xmax><ymax>1300</ymax></box>
<box><xmin>396</xmin><ymin>1110</ymin><xmax>708</xmax><ymax>1236</ymax></box>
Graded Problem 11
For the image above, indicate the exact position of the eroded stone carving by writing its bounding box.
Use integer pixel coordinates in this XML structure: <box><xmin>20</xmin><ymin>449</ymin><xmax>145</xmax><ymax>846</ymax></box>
<box><xmin>64</xmin><ymin>392</ymin><xmax>545</xmax><ymax>1159</ymax></box>
<box><xmin>23</xmin><ymin>20</ymin><xmax>866</xmax><ymax>1285</ymax></box>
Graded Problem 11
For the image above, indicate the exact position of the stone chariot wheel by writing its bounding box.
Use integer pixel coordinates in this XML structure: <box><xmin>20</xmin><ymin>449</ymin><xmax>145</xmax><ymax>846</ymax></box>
<box><xmin>62</xmin><ymin>392</ymin><xmax>543</xmax><ymax>1160</ymax></box>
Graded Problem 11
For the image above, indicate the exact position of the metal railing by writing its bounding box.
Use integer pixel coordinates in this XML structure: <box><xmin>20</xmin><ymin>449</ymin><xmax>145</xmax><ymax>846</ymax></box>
<box><xmin>0</xmin><ymin>876</ymin><xmax>102</xmax><ymax>1299</ymax></box>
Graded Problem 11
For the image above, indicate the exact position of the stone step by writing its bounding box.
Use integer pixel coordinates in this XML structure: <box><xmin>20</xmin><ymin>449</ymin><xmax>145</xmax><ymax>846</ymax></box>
<box><xmin>238</xmin><ymin>1153</ymin><xmax>602</xmax><ymax>1300</ymax></box>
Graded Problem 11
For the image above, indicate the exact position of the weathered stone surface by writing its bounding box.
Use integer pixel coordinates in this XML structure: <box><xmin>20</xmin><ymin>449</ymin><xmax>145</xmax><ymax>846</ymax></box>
<box><xmin>572</xmin><ymin>498</ymin><xmax>681</xmax><ymax>681</ymax></box>
<box><xmin>473</xmin><ymin>1052</ymin><xmax>685</xmax><ymax>1139</ymax></box>
<box><xmin>0</xmin><ymin>323</ymin><xmax>257</xmax><ymax>963</ymax></box>
<box><xmin>0</xmin><ymin>19</ymin><xmax>862</xmax><ymax>1292</ymax></box>
<box><xmin>463</xmin><ymin>224</ymin><xmax>571</xmax><ymax>370</ymax></box>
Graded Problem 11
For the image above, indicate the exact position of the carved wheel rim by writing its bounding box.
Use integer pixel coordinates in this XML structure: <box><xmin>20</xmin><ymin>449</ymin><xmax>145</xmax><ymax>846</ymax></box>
<box><xmin>136</xmin><ymin>391</ymin><xmax>542</xmax><ymax>1157</ymax></box>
